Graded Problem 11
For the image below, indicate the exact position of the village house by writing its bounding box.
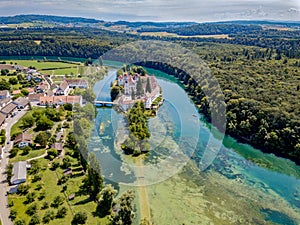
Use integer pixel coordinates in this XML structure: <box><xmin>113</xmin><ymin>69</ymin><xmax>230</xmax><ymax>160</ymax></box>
<box><xmin>0</xmin><ymin>102</ymin><xmax>17</xmax><ymax>117</ymax></box>
<box><xmin>10</xmin><ymin>161</ymin><xmax>27</xmax><ymax>185</ymax></box>
<box><xmin>51</xmin><ymin>142</ymin><xmax>63</xmax><ymax>154</ymax></box>
<box><xmin>0</xmin><ymin>90</ymin><xmax>10</xmax><ymax>99</ymax></box>
<box><xmin>35</xmin><ymin>81</ymin><xmax>49</xmax><ymax>93</ymax></box>
<box><xmin>65</xmin><ymin>79</ymin><xmax>88</xmax><ymax>89</ymax></box>
<box><xmin>0</xmin><ymin>98</ymin><xmax>11</xmax><ymax>108</ymax></box>
<box><xmin>55</xmin><ymin>80</ymin><xmax>69</xmax><ymax>96</ymax></box>
<box><xmin>39</xmin><ymin>95</ymin><xmax>83</xmax><ymax>106</ymax></box>
<box><xmin>55</xmin><ymin>79</ymin><xmax>88</xmax><ymax>96</ymax></box>
<box><xmin>28</xmin><ymin>93</ymin><xmax>44</xmax><ymax>102</ymax></box>
<box><xmin>12</xmin><ymin>90</ymin><xmax>21</xmax><ymax>95</ymax></box>
<box><xmin>25</xmin><ymin>87</ymin><xmax>35</xmax><ymax>94</ymax></box>
<box><xmin>13</xmin><ymin>97</ymin><xmax>29</xmax><ymax>109</ymax></box>
<box><xmin>14</xmin><ymin>133</ymin><xmax>33</xmax><ymax>148</ymax></box>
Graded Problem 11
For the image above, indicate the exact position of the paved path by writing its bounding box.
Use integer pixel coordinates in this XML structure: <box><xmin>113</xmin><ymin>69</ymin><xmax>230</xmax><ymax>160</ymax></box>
<box><xmin>136</xmin><ymin>157</ymin><xmax>151</xmax><ymax>222</ymax></box>
<box><xmin>0</xmin><ymin>109</ymin><xmax>28</xmax><ymax>225</ymax></box>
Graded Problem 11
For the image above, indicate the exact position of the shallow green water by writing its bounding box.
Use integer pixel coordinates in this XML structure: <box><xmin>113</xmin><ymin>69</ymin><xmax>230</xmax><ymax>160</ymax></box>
<box><xmin>90</xmin><ymin>63</ymin><xmax>300</xmax><ymax>224</ymax></box>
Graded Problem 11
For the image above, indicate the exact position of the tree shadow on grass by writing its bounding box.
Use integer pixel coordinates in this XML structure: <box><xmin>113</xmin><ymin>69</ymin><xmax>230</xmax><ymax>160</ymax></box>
<box><xmin>73</xmin><ymin>197</ymin><xmax>91</xmax><ymax>206</ymax></box>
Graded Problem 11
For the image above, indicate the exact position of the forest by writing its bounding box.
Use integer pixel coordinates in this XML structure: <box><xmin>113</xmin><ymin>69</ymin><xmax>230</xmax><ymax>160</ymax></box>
<box><xmin>0</xmin><ymin>24</ymin><xmax>299</xmax><ymax>164</ymax></box>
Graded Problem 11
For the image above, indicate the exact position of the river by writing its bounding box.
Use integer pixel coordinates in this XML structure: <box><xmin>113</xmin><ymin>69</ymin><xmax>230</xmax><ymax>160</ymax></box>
<box><xmin>91</xmin><ymin>63</ymin><xmax>300</xmax><ymax>224</ymax></box>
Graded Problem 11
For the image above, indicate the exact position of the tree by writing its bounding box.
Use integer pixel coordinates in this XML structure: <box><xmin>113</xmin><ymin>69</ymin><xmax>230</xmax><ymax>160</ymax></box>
<box><xmin>87</xmin><ymin>153</ymin><xmax>104</xmax><ymax>200</ymax></box>
<box><xmin>25</xmin><ymin>192</ymin><xmax>36</xmax><ymax>204</ymax></box>
<box><xmin>29</xmin><ymin>213</ymin><xmax>40</xmax><ymax>225</ymax></box>
<box><xmin>72</xmin><ymin>211</ymin><xmax>88</xmax><ymax>224</ymax></box>
<box><xmin>18</xmin><ymin>183</ymin><xmax>30</xmax><ymax>195</ymax></box>
<box><xmin>1</xmin><ymin>69</ymin><xmax>9</xmax><ymax>75</ymax></box>
<box><xmin>145</xmin><ymin>77</ymin><xmax>151</xmax><ymax>93</ymax></box>
<box><xmin>113</xmin><ymin>190</ymin><xmax>135</xmax><ymax>225</ymax></box>
<box><xmin>97</xmin><ymin>184</ymin><xmax>117</xmax><ymax>217</ymax></box>
<box><xmin>36</xmin><ymin>115</ymin><xmax>53</xmax><ymax>131</ymax></box>
<box><xmin>26</xmin><ymin>203</ymin><xmax>37</xmax><ymax>215</ymax></box>
<box><xmin>0</xmin><ymin>79</ymin><xmax>10</xmax><ymax>90</ymax></box>
<box><xmin>15</xmin><ymin>219</ymin><xmax>26</xmax><ymax>225</ymax></box>
<box><xmin>34</xmin><ymin>132</ymin><xmax>50</xmax><ymax>147</ymax></box>
<box><xmin>9</xmin><ymin>147</ymin><xmax>19</xmax><ymax>158</ymax></box>
<box><xmin>9</xmin><ymin>208</ymin><xmax>17</xmax><ymax>220</ymax></box>
<box><xmin>22</xmin><ymin>146</ymin><xmax>31</xmax><ymax>155</ymax></box>
<box><xmin>56</xmin><ymin>206</ymin><xmax>68</xmax><ymax>218</ymax></box>
<box><xmin>22</xmin><ymin>114</ymin><xmax>35</xmax><ymax>128</ymax></box>
<box><xmin>136</xmin><ymin>78</ymin><xmax>144</xmax><ymax>96</ymax></box>
<box><xmin>47</xmin><ymin>148</ymin><xmax>58</xmax><ymax>158</ymax></box>
<box><xmin>111</xmin><ymin>86</ymin><xmax>120</xmax><ymax>101</ymax></box>
<box><xmin>8</xmin><ymin>77</ymin><xmax>18</xmax><ymax>85</ymax></box>
<box><xmin>42</xmin><ymin>210</ymin><xmax>55</xmax><ymax>223</ymax></box>
<box><xmin>51</xmin><ymin>195</ymin><xmax>64</xmax><ymax>208</ymax></box>
<box><xmin>64</xmin><ymin>103</ymin><xmax>73</xmax><ymax>111</ymax></box>
<box><xmin>21</xmin><ymin>88</ymin><xmax>29</xmax><ymax>96</ymax></box>
<box><xmin>6</xmin><ymin>163</ymin><xmax>13</xmax><ymax>183</ymax></box>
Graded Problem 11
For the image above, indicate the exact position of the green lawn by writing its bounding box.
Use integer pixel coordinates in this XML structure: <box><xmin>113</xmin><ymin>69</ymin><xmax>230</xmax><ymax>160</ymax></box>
<box><xmin>50</xmin><ymin>67</ymin><xmax>80</xmax><ymax>76</ymax></box>
<box><xmin>10</xmin><ymin>111</ymin><xmax>33</xmax><ymax>137</ymax></box>
<box><xmin>4</xmin><ymin>60</ymin><xmax>82</xmax><ymax>71</ymax></box>
<box><xmin>10</xmin><ymin>149</ymin><xmax>46</xmax><ymax>163</ymax></box>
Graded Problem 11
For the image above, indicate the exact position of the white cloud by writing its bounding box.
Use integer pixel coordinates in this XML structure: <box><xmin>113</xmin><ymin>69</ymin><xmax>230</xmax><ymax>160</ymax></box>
<box><xmin>0</xmin><ymin>0</ymin><xmax>299</xmax><ymax>21</ymax></box>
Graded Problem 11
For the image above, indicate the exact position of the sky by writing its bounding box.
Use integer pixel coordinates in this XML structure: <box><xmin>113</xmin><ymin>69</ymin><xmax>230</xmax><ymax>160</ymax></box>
<box><xmin>0</xmin><ymin>0</ymin><xmax>299</xmax><ymax>22</ymax></box>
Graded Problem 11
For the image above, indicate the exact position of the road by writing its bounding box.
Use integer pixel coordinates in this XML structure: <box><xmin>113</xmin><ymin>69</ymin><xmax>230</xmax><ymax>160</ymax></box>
<box><xmin>0</xmin><ymin>108</ymin><xmax>28</xmax><ymax>225</ymax></box>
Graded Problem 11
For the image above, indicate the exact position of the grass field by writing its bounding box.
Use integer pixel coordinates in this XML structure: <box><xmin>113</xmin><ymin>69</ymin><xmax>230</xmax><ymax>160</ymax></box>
<box><xmin>9</xmin><ymin>156</ymin><xmax>111</xmax><ymax>224</ymax></box>
<box><xmin>10</xmin><ymin>111</ymin><xmax>33</xmax><ymax>137</ymax></box>
<box><xmin>1</xmin><ymin>60</ymin><xmax>83</xmax><ymax>76</ymax></box>
<box><xmin>10</xmin><ymin>149</ymin><xmax>46</xmax><ymax>163</ymax></box>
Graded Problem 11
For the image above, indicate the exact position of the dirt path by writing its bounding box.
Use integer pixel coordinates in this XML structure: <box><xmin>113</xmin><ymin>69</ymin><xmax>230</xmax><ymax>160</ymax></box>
<box><xmin>136</xmin><ymin>156</ymin><xmax>151</xmax><ymax>222</ymax></box>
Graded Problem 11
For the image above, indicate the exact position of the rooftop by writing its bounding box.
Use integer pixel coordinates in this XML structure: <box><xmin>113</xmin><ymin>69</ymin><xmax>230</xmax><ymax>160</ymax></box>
<box><xmin>10</xmin><ymin>161</ymin><xmax>27</xmax><ymax>184</ymax></box>
<box><xmin>14</xmin><ymin>133</ymin><xmax>33</xmax><ymax>144</ymax></box>
<box><xmin>0</xmin><ymin>102</ymin><xmax>17</xmax><ymax>114</ymax></box>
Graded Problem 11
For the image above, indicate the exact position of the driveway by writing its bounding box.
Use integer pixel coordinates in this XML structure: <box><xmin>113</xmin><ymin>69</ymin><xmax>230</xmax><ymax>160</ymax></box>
<box><xmin>0</xmin><ymin>108</ymin><xmax>28</xmax><ymax>225</ymax></box>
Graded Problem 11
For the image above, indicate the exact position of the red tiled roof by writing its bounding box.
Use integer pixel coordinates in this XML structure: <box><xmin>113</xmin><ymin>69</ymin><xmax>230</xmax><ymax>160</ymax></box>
<box><xmin>0</xmin><ymin>90</ymin><xmax>9</xmax><ymax>97</ymax></box>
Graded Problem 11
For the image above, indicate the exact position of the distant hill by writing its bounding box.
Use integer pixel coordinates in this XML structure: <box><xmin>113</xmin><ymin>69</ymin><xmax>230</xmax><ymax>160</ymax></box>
<box><xmin>106</xmin><ymin>21</ymin><xmax>197</xmax><ymax>28</ymax></box>
<box><xmin>214</xmin><ymin>20</ymin><xmax>300</xmax><ymax>27</ymax></box>
<box><xmin>0</xmin><ymin>14</ymin><xmax>299</xmax><ymax>30</ymax></box>
<box><xmin>0</xmin><ymin>14</ymin><xmax>103</xmax><ymax>24</ymax></box>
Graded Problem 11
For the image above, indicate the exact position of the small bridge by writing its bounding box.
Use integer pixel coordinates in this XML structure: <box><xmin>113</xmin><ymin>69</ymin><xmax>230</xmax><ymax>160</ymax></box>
<box><xmin>94</xmin><ymin>100</ymin><xmax>118</xmax><ymax>107</ymax></box>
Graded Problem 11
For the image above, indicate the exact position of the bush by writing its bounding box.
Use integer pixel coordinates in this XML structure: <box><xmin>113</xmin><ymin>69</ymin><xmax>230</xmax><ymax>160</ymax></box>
<box><xmin>15</xmin><ymin>219</ymin><xmax>26</xmax><ymax>225</ymax></box>
<box><xmin>50</xmin><ymin>161</ymin><xmax>60</xmax><ymax>170</ymax></box>
<box><xmin>32</xmin><ymin>174</ymin><xmax>42</xmax><ymax>182</ymax></box>
<box><xmin>9</xmin><ymin>208</ymin><xmax>17</xmax><ymax>220</ymax></box>
<box><xmin>48</xmin><ymin>148</ymin><xmax>58</xmax><ymax>158</ymax></box>
<box><xmin>26</xmin><ymin>203</ymin><xmax>37</xmax><ymax>216</ymax></box>
<box><xmin>51</xmin><ymin>195</ymin><xmax>64</xmax><ymax>208</ymax></box>
<box><xmin>41</xmin><ymin>201</ymin><xmax>49</xmax><ymax>210</ymax></box>
<box><xmin>56</xmin><ymin>206</ymin><xmax>68</xmax><ymax>218</ymax></box>
<box><xmin>38</xmin><ymin>190</ymin><xmax>46</xmax><ymax>200</ymax></box>
<box><xmin>25</xmin><ymin>192</ymin><xmax>36</xmax><ymax>204</ymax></box>
<box><xmin>72</xmin><ymin>211</ymin><xmax>87</xmax><ymax>224</ymax></box>
<box><xmin>29</xmin><ymin>213</ymin><xmax>40</xmax><ymax>225</ymax></box>
<box><xmin>42</xmin><ymin>210</ymin><xmax>55</xmax><ymax>223</ymax></box>
<box><xmin>18</xmin><ymin>183</ymin><xmax>29</xmax><ymax>195</ymax></box>
<box><xmin>9</xmin><ymin>147</ymin><xmax>19</xmax><ymax>158</ymax></box>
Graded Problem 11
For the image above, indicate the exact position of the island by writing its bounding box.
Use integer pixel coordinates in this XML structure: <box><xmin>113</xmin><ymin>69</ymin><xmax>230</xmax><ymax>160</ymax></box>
<box><xmin>110</xmin><ymin>65</ymin><xmax>164</xmax><ymax>155</ymax></box>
